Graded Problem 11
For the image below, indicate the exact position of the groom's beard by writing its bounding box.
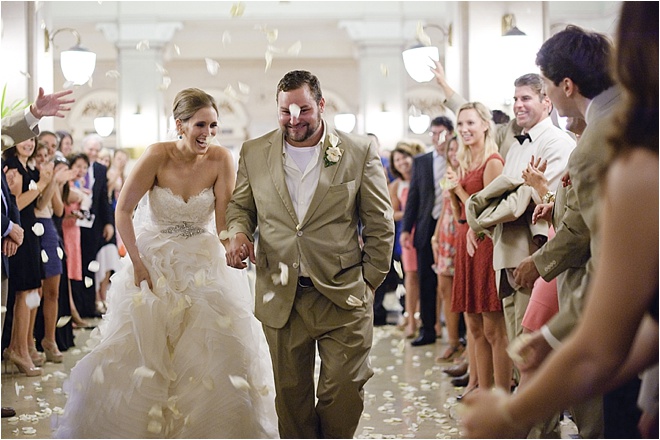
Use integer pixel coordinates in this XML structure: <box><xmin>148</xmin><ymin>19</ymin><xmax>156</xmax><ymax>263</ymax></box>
<box><xmin>285</xmin><ymin>117</ymin><xmax>321</xmax><ymax>144</ymax></box>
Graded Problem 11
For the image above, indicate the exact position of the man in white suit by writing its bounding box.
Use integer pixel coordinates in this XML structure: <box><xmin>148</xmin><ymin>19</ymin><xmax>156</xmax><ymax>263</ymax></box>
<box><xmin>225</xmin><ymin>70</ymin><xmax>394</xmax><ymax>438</ymax></box>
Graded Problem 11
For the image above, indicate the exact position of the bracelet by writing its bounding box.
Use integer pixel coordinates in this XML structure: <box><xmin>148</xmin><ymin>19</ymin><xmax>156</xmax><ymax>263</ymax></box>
<box><xmin>542</xmin><ymin>191</ymin><xmax>555</xmax><ymax>204</ymax></box>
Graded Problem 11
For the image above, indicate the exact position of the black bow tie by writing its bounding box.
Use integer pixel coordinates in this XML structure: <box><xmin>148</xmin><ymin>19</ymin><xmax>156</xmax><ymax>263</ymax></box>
<box><xmin>514</xmin><ymin>133</ymin><xmax>532</xmax><ymax>144</ymax></box>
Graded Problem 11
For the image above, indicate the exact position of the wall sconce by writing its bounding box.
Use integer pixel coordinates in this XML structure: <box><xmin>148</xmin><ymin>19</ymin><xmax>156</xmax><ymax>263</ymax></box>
<box><xmin>45</xmin><ymin>28</ymin><xmax>97</xmax><ymax>85</ymax></box>
<box><xmin>402</xmin><ymin>22</ymin><xmax>453</xmax><ymax>83</ymax></box>
<box><xmin>94</xmin><ymin>116</ymin><xmax>114</xmax><ymax>137</ymax></box>
<box><xmin>502</xmin><ymin>14</ymin><xmax>527</xmax><ymax>36</ymax></box>
<box><xmin>334</xmin><ymin>113</ymin><xmax>356</xmax><ymax>133</ymax></box>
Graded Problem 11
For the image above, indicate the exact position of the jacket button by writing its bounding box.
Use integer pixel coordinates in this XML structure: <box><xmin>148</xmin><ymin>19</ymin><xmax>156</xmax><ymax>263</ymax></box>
<box><xmin>292</xmin><ymin>262</ymin><xmax>299</xmax><ymax>269</ymax></box>
<box><xmin>296</xmin><ymin>231</ymin><xmax>303</xmax><ymax>237</ymax></box>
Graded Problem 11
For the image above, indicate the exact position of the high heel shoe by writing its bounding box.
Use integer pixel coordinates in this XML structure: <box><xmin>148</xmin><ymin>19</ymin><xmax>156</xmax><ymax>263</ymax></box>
<box><xmin>41</xmin><ymin>339</ymin><xmax>63</xmax><ymax>363</ymax></box>
<box><xmin>28</xmin><ymin>346</ymin><xmax>46</xmax><ymax>367</ymax></box>
<box><xmin>7</xmin><ymin>350</ymin><xmax>42</xmax><ymax>377</ymax></box>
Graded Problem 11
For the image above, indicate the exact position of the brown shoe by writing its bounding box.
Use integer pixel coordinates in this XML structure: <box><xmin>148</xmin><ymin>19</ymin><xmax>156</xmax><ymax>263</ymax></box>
<box><xmin>442</xmin><ymin>361</ymin><xmax>468</xmax><ymax>377</ymax></box>
<box><xmin>2</xmin><ymin>407</ymin><xmax>16</xmax><ymax>418</ymax></box>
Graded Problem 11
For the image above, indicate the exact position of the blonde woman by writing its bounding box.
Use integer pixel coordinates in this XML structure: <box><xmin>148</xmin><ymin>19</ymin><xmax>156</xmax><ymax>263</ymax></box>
<box><xmin>446</xmin><ymin>102</ymin><xmax>511</xmax><ymax>398</ymax></box>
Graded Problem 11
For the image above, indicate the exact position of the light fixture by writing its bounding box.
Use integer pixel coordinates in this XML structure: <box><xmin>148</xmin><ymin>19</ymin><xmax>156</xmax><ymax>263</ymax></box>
<box><xmin>334</xmin><ymin>113</ymin><xmax>356</xmax><ymax>133</ymax></box>
<box><xmin>502</xmin><ymin>14</ymin><xmax>527</xmax><ymax>36</ymax></box>
<box><xmin>45</xmin><ymin>28</ymin><xmax>97</xmax><ymax>85</ymax></box>
<box><xmin>94</xmin><ymin>116</ymin><xmax>114</xmax><ymax>137</ymax></box>
<box><xmin>402</xmin><ymin>22</ymin><xmax>452</xmax><ymax>83</ymax></box>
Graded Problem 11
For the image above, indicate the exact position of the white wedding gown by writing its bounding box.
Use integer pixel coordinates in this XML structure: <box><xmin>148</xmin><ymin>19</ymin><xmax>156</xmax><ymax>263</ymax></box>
<box><xmin>54</xmin><ymin>186</ymin><xmax>278</xmax><ymax>439</ymax></box>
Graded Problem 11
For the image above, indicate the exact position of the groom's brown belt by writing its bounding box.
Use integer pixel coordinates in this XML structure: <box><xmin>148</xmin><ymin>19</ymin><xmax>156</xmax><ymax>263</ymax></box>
<box><xmin>298</xmin><ymin>277</ymin><xmax>314</xmax><ymax>288</ymax></box>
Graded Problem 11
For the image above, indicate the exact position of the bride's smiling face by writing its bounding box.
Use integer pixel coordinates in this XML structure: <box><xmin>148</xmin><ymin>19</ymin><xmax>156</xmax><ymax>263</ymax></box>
<box><xmin>178</xmin><ymin>106</ymin><xmax>219</xmax><ymax>155</ymax></box>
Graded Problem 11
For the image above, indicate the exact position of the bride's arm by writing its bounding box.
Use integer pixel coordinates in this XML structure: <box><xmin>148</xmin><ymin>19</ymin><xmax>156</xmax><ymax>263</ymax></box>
<box><xmin>213</xmin><ymin>146</ymin><xmax>236</xmax><ymax>248</ymax></box>
<box><xmin>116</xmin><ymin>144</ymin><xmax>163</xmax><ymax>289</ymax></box>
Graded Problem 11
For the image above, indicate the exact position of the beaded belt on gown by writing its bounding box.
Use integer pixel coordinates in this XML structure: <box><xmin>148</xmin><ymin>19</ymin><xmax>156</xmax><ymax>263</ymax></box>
<box><xmin>159</xmin><ymin>221</ymin><xmax>205</xmax><ymax>238</ymax></box>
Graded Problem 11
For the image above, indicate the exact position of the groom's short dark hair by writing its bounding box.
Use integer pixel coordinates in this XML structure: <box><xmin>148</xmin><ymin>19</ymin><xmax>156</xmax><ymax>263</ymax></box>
<box><xmin>276</xmin><ymin>70</ymin><xmax>323</xmax><ymax>104</ymax></box>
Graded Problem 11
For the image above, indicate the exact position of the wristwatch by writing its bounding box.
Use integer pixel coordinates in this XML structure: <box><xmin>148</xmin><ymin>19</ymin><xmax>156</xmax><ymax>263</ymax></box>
<box><xmin>542</xmin><ymin>191</ymin><xmax>556</xmax><ymax>204</ymax></box>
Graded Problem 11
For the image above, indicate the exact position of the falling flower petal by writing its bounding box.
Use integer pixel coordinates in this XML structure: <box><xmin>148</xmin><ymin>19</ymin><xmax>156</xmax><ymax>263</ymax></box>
<box><xmin>136</xmin><ymin>40</ymin><xmax>150</xmax><ymax>51</ymax></box>
<box><xmin>20</xmin><ymin>71</ymin><xmax>31</xmax><ymax>79</ymax></box>
<box><xmin>1</xmin><ymin>135</ymin><xmax>15</xmax><ymax>148</ymax></box>
<box><xmin>148</xmin><ymin>404</ymin><xmax>163</xmax><ymax>419</ymax></box>
<box><xmin>238</xmin><ymin>82</ymin><xmax>250</xmax><ymax>94</ymax></box>
<box><xmin>134</xmin><ymin>366</ymin><xmax>156</xmax><ymax>378</ymax></box>
<box><xmin>229</xmin><ymin>375</ymin><xmax>250</xmax><ymax>390</ymax></box>
<box><xmin>88</xmin><ymin>260</ymin><xmax>100</xmax><ymax>273</ymax></box>
<box><xmin>105</xmin><ymin>69</ymin><xmax>120</xmax><ymax>79</ymax></box>
<box><xmin>25</xmin><ymin>291</ymin><xmax>40</xmax><ymax>309</ymax></box>
<box><xmin>147</xmin><ymin>420</ymin><xmax>162</xmax><ymax>434</ymax></box>
<box><xmin>224</xmin><ymin>84</ymin><xmax>239</xmax><ymax>100</ymax></box>
<box><xmin>155</xmin><ymin>63</ymin><xmax>168</xmax><ymax>74</ymax></box>
<box><xmin>264</xmin><ymin>51</ymin><xmax>273</xmax><ymax>72</ymax></box>
<box><xmin>288</xmin><ymin>41</ymin><xmax>302</xmax><ymax>55</ymax></box>
<box><xmin>416</xmin><ymin>21</ymin><xmax>432</xmax><ymax>47</ymax></box>
<box><xmin>29</xmin><ymin>180</ymin><xmax>38</xmax><ymax>191</ymax></box>
<box><xmin>222</xmin><ymin>30</ymin><xmax>232</xmax><ymax>47</ymax></box>
<box><xmin>56</xmin><ymin>316</ymin><xmax>71</xmax><ymax>328</ymax></box>
<box><xmin>288</xmin><ymin>104</ymin><xmax>301</xmax><ymax>119</ymax></box>
<box><xmin>41</xmin><ymin>249</ymin><xmax>49</xmax><ymax>263</ymax></box>
<box><xmin>84</xmin><ymin>276</ymin><xmax>93</xmax><ymax>288</ymax></box>
<box><xmin>32</xmin><ymin>222</ymin><xmax>44</xmax><ymax>237</ymax></box>
<box><xmin>278</xmin><ymin>262</ymin><xmax>288</xmax><ymax>286</ymax></box>
<box><xmin>380</xmin><ymin>63</ymin><xmax>389</xmax><ymax>77</ymax></box>
<box><xmin>15</xmin><ymin>382</ymin><xmax>23</xmax><ymax>396</ymax></box>
<box><xmin>263</xmin><ymin>291</ymin><xmax>275</xmax><ymax>303</ymax></box>
<box><xmin>63</xmin><ymin>80</ymin><xmax>75</xmax><ymax>88</ymax></box>
<box><xmin>205</xmin><ymin>58</ymin><xmax>220</xmax><ymax>76</ymax></box>
<box><xmin>346</xmin><ymin>295</ymin><xmax>363</xmax><ymax>307</ymax></box>
<box><xmin>56</xmin><ymin>246</ymin><xmax>64</xmax><ymax>259</ymax></box>
<box><xmin>92</xmin><ymin>365</ymin><xmax>104</xmax><ymax>383</ymax></box>
<box><xmin>158</xmin><ymin>76</ymin><xmax>171</xmax><ymax>91</ymax></box>
<box><xmin>229</xmin><ymin>2</ymin><xmax>245</xmax><ymax>17</ymax></box>
<box><xmin>266</xmin><ymin>28</ymin><xmax>278</xmax><ymax>43</ymax></box>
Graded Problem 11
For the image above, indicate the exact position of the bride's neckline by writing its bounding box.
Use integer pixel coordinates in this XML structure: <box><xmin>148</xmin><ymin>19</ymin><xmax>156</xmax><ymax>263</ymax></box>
<box><xmin>152</xmin><ymin>185</ymin><xmax>213</xmax><ymax>203</ymax></box>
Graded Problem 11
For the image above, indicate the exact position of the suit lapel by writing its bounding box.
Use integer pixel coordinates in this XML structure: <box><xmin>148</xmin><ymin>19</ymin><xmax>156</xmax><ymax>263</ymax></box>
<box><xmin>264</xmin><ymin>131</ymin><xmax>299</xmax><ymax>224</ymax></box>
<box><xmin>301</xmin><ymin>131</ymin><xmax>343</xmax><ymax>226</ymax></box>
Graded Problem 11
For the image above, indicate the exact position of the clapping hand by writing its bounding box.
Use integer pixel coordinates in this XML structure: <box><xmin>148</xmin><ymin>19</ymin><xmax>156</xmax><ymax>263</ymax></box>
<box><xmin>532</xmin><ymin>203</ymin><xmax>554</xmax><ymax>225</ymax></box>
<box><xmin>521</xmin><ymin>155</ymin><xmax>548</xmax><ymax>194</ymax></box>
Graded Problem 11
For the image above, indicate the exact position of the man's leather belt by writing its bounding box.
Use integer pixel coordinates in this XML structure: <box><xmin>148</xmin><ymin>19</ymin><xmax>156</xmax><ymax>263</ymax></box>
<box><xmin>298</xmin><ymin>277</ymin><xmax>314</xmax><ymax>288</ymax></box>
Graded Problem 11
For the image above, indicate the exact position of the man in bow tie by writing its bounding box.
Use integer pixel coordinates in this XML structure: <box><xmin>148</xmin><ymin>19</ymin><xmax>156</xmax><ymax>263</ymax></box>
<box><xmin>225</xmin><ymin>70</ymin><xmax>394</xmax><ymax>438</ymax></box>
<box><xmin>487</xmin><ymin>73</ymin><xmax>576</xmax><ymax>351</ymax></box>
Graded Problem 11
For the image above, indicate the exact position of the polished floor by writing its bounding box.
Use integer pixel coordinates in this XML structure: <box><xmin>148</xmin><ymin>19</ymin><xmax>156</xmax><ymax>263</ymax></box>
<box><xmin>1</xmin><ymin>294</ymin><xmax>578</xmax><ymax>439</ymax></box>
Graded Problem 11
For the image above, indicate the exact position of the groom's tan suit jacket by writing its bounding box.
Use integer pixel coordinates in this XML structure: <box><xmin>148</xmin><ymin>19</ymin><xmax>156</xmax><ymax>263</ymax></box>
<box><xmin>226</xmin><ymin>126</ymin><xmax>394</xmax><ymax>329</ymax></box>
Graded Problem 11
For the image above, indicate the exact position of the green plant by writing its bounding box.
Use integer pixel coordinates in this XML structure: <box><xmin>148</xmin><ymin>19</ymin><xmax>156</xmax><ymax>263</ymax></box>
<box><xmin>1</xmin><ymin>84</ymin><xmax>29</xmax><ymax>118</ymax></box>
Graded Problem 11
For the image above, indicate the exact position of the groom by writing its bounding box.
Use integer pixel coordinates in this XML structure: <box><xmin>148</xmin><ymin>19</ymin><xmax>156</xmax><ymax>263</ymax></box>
<box><xmin>226</xmin><ymin>70</ymin><xmax>394</xmax><ymax>438</ymax></box>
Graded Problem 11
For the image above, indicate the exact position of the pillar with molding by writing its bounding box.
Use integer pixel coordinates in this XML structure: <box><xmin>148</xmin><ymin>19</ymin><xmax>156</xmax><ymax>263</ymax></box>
<box><xmin>97</xmin><ymin>22</ymin><xmax>182</xmax><ymax>151</ymax></box>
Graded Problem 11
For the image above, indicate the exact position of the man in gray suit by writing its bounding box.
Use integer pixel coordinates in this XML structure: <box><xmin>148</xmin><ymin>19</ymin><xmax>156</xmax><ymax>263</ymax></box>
<box><xmin>225</xmin><ymin>70</ymin><xmax>394</xmax><ymax>438</ymax></box>
<box><xmin>513</xmin><ymin>25</ymin><xmax>624</xmax><ymax>437</ymax></box>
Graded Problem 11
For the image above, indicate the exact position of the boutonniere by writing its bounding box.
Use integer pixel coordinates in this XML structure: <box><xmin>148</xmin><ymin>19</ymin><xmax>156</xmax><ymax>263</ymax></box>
<box><xmin>323</xmin><ymin>133</ymin><xmax>342</xmax><ymax>167</ymax></box>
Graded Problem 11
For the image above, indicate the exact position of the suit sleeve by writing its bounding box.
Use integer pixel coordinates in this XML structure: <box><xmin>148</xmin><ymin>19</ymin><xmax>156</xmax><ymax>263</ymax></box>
<box><xmin>225</xmin><ymin>145</ymin><xmax>258</xmax><ymax>241</ymax></box>
<box><xmin>532</xmin><ymin>185</ymin><xmax>590</xmax><ymax>280</ymax></box>
<box><xmin>97</xmin><ymin>165</ymin><xmax>114</xmax><ymax>228</ymax></box>
<box><xmin>359</xmin><ymin>141</ymin><xmax>395</xmax><ymax>288</ymax></box>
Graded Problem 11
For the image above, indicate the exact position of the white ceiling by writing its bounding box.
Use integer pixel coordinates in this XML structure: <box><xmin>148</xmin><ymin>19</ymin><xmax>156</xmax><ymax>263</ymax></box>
<box><xmin>41</xmin><ymin>1</ymin><xmax>622</xmax><ymax>63</ymax></box>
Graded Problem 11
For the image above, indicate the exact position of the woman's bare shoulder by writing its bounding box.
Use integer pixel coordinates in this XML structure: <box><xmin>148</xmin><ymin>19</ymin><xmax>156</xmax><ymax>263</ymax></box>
<box><xmin>607</xmin><ymin>149</ymin><xmax>658</xmax><ymax>200</ymax></box>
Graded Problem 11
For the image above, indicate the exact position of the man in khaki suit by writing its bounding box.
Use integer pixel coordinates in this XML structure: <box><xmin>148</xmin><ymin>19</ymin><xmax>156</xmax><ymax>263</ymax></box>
<box><xmin>225</xmin><ymin>70</ymin><xmax>394</xmax><ymax>438</ymax></box>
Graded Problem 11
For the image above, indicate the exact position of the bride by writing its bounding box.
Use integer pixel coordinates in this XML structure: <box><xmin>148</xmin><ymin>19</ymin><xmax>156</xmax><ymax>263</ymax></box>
<box><xmin>54</xmin><ymin>88</ymin><xmax>278</xmax><ymax>438</ymax></box>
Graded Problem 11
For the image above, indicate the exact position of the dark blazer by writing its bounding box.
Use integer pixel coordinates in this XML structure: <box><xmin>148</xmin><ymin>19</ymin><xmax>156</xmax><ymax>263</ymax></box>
<box><xmin>1</xmin><ymin>171</ymin><xmax>21</xmax><ymax>277</ymax></box>
<box><xmin>402</xmin><ymin>152</ymin><xmax>436</xmax><ymax>248</ymax></box>
<box><xmin>81</xmin><ymin>161</ymin><xmax>115</xmax><ymax>254</ymax></box>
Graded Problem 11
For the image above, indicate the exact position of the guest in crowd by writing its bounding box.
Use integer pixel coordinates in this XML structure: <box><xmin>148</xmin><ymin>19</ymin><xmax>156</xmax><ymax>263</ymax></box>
<box><xmin>55</xmin><ymin>130</ymin><xmax>74</xmax><ymax>158</ymax></box>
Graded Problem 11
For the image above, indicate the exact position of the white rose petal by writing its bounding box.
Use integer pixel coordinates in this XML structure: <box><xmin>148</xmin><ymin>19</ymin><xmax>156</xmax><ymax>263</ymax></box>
<box><xmin>264</xmin><ymin>50</ymin><xmax>273</xmax><ymax>72</ymax></box>
<box><xmin>32</xmin><ymin>222</ymin><xmax>44</xmax><ymax>236</ymax></box>
<box><xmin>56</xmin><ymin>316</ymin><xmax>72</xmax><ymax>328</ymax></box>
<box><xmin>105</xmin><ymin>70</ymin><xmax>120</xmax><ymax>79</ymax></box>
<box><xmin>136</xmin><ymin>40</ymin><xmax>150</xmax><ymax>51</ymax></box>
<box><xmin>56</xmin><ymin>247</ymin><xmax>64</xmax><ymax>259</ymax></box>
<box><xmin>134</xmin><ymin>366</ymin><xmax>156</xmax><ymax>379</ymax></box>
<box><xmin>28</xmin><ymin>180</ymin><xmax>38</xmax><ymax>191</ymax></box>
<box><xmin>287</xmin><ymin>40</ymin><xmax>302</xmax><ymax>55</ymax></box>
<box><xmin>221</xmin><ymin>30</ymin><xmax>232</xmax><ymax>47</ymax></box>
<box><xmin>92</xmin><ymin>366</ymin><xmax>104</xmax><ymax>384</ymax></box>
<box><xmin>228</xmin><ymin>375</ymin><xmax>250</xmax><ymax>391</ymax></box>
<box><xmin>278</xmin><ymin>262</ymin><xmax>288</xmax><ymax>286</ymax></box>
<box><xmin>148</xmin><ymin>404</ymin><xmax>163</xmax><ymax>419</ymax></box>
<box><xmin>88</xmin><ymin>260</ymin><xmax>100</xmax><ymax>273</ymax></box>
<box><xmin>288</xmin><ymin>104</ymin><xmax>301</xmax><ymax>119</ymax></box>
<box><xmin>346</xmin><ymin>295</ymin><xmax>363</xmax><ymax>307</ymax></box>
<box><xmin>84</xmin><ymin>276</ymin><xmax>93</xmax><ymax>288</ymax></box>
<box><xmin>205</xmin><ymin>58</ymin><xmax>220</xmax><ymax>76</ymax></box>
<box><xmin>229</xmin><ymin>2</ymin><xmax>245</xmax><ymax>17</ymax></box>
<box><xmin>173</xmin><ymin>44</ymin><xmax>181</xmax><ymax>55</ymax></box>
<box><xmin>15</xmin><ymin>382</ymin><xmax>23</xmax><ymax>396</ymax></box>
<box><xmin>238</xmin><ymin>82</ymin><xmax>250</xmax><ymax>94</ymax></box>
<box><xmin>416</xmin><ymin>21</ymin><xmax>432</xmax><ymax>47</ymax></box>
<box><xmin>41</xmin><ymin>249</ymin><xmax>49</xmax><ymax>263</ymax></box>
<box><xmin>263</xmin><ymin>291</ymin><xmax>275</xmax><ymax>304</ymax></box>
<box><xmin>62</xmin><ymin>81</ymin><xmax>74</xmax><ymax>89</ymax></box>
<box><xmin>147</xmin><ymin>420</ymin><xmax>162</xmax><ymax>434</ymax></box>
<box><xmin>25</xmin><ymin>291</ymin><xmax>40</xmax><ymax>309</ymax></box>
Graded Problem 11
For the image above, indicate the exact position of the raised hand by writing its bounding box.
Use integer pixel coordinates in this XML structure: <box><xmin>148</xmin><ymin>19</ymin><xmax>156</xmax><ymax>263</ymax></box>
<box><xmin>30</xmin><ymin>87</ymin><xmax>75</xmax><ymax>119</ymax></box>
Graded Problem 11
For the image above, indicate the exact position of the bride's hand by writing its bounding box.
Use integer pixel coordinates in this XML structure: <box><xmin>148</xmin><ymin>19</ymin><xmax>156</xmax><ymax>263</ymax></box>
<box><xmin>227</xmin><ymin>233</ymin><xmax>255</xmax><ymax>269</ymax></box>
<box><xmin>133</xmin><ymin>259</ymin><xmax>153</xmax><ymax>290</ymax></box>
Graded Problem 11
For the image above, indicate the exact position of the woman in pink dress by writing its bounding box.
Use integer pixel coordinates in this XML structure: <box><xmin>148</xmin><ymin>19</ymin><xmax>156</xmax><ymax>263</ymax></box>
<box><xmin>389</xmin><ymin>140</ymin><xmax>426</xmax><ymax>338</ymax></box>
<box><xmin>446</xmin><ymin>102</ymin><xmax>511</xmax><ymax>397</ymax></box>
<box><xmin>61</xmin><ymin>154</ymin><xmax>90</xmax><ymax>284</ymax></box>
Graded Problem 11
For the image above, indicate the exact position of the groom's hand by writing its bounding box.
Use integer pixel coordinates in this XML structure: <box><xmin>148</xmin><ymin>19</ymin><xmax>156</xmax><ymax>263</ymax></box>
<box><xmin>227</xmin><ymin>232</ymin><xmax>255</xmax><ymax>269</ymax></box>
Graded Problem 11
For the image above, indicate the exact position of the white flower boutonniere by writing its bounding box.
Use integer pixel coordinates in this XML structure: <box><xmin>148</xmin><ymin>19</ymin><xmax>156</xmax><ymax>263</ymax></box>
<box><xmin>323</xmin><ymin>133</ymin><xmax>342</xmax><ymax>167</ymax></box>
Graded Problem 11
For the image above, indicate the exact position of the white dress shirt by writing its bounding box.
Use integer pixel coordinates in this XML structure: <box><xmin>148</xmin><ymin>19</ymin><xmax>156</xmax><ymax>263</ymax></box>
<box><xmin>432</xmin><ymin>150</ymin><xmax>447</xmax><ymax>219</ymax></box>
